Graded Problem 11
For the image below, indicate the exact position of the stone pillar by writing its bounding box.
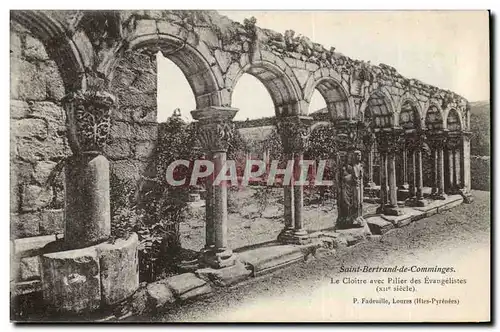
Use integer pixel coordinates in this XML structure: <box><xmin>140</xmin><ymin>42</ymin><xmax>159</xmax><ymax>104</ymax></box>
<box><xmin>62</xmin><ymin>90</ymin><xmax>117</xmax><ymax>250</ymax></box>
<box><xmin>376</xmin><ymin>130</ymin><xmax>402</xmax><ymax>216</ymax></box>
<box><xmin>431</xmin><ymin>148</ymin><xmax>438</xmax><ymax>195</ymax></box>
<box><xmin>191</xmin><ymin>106</ymin><xmax>238</xmax><ymax>268</ymax></box>
<box><xmin>400</xmin><ymin>145</ymin><xmax>409</xmax><ymax>190</ymax></box>
<box><xmin>407</xmin><ymin>132</ymin><xmax>428</xmax><ymax>207</ymax></box>
<box><xmin>65</xmin><ymin>153</ymin><xmax>111</xmax><ymax>249</ymax></box>
<box><xmin>436</xmin><ymin>142</ymin><xmax>447</xmax><ymax>200</ymax></box>
<box><xmin>276</xmin><ymin>115</ymin><xmax>313</xmax><ymax>244</ymax></box>
<box><xmin>447</xmin><ymin>147</ymin><xmax>455</xmax><ymax>193</ymax></box>
<box><xmin>454</xmin><ymin>149</ymin><xmax>461</xmax><ymax>188</ymax></box>
<box><xmin>409</xmin><ymin>149</ymin><xmax>416</xmax><ymax>198</ymax></box>
<box><xmin>363</xmin><ymin>133</ymin><xmax>376</xmax><ymax>189</ymax></box>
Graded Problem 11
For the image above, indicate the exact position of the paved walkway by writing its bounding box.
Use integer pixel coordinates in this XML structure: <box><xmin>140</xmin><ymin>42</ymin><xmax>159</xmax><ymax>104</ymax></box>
<box><xmin>143</xmin><ymin>190</ymin><xmax>490</xmax><ymax>323</ymax></box>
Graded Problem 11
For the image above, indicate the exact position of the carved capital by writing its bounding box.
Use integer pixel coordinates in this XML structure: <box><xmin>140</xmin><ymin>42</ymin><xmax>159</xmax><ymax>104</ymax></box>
<box><xmin>334</xmin><ymin>120</ymin><xmax>366</xmax><ymax>152</ymax></box>
<box><xmin>191</xmin><ymin>107</ymin><xmax>238</xmax><ymax>152</ymax></box>
<box><xmin>375</xmin><ymin>128</ymin><xmax>404</xmax><ymax>153</ymax></box>
<box><xmin>276</xmin><ymin>116</ymin><xmax>313</xmax><ymax>153</ymax></box>
<box><xmin>62</xmin><ymin>89</ymin><xmax>117</xmax><ymax>155</ymax></box>
<box><xmin>426</xmin><ymin>130</ymin><xmax>448</xmax><ymax>149</ymax></box>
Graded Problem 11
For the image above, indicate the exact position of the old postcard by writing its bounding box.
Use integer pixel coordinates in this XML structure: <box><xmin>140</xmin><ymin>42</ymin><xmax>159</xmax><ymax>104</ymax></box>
<box><xmin>9</xmin><ymin>10</ymin><xmax>490</xmax><ymax>323</ymax></box>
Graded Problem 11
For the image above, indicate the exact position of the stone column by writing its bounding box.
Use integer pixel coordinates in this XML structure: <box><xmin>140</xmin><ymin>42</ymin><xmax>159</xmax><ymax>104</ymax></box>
<box><xmin>407</xmin><ymin>133</ymin><xmax>428</xmax><ymax>207</ymax></box>
<box><xmin>377</xmin><ymin>150</ymin><xmax>388</xmax><ymax>212</ymax></box>
<box><xmin>65</xmin><ymin>153</ymin><xmax>111</xmax><ymax>249</ymax></box>
<box><xmin>363</xmin><ymin>133</ymin><xmax>376</xmax><ymax>189</ymax></box>
<box><xmin>191</xmin><ymin>106</ymin><xmax>238</xmax><ymax>268</ymax></box>
<box><xmin>431</xmin><ymin>148</ymin><xmax>438</xmax><ymax>195</ymax></box>
<box><xmin>436</xmin><ymin>140</ymin><xmax>447</xmax><ymax>200</ymax></box>
<box><xmin>62</xmin><ymin>90</ymin><xmax>117</xmax><ymax>250</ymax></box>
<box><xmin>447</xmin><ymin>147</ymin><xmax>455</xmax><ymax>193</ymax></box>
<box><xmin>376</xmin><ymin>130</ymin><xmax>402</xmax><ymax>216</ymax></box>
<box><xmin>459</xmin><ymin>132</ymin><xmax>473</xmax><ymax>203</ymax></box>
<box><xmin>400</xmin><ymin>145</ymin><xmax>409</xmax><ymax>190</ymax></box>
<box><xmin>409</xmin><ymin>149</ymin><xmax>416</xmax><ymax>198</ymax></box>
<box><xmin>276</xmin><ymin>115</ymin><xmax>312</xmax><ymax>244</ymax></box>
<box><xmin>454</xmin><ymin>149</ymin><xmax>461</xmax><ymax>188</ymax></box>
<box><xmin>279</xmin><ymin>151</ymin><xmax>295</xmax><ymax>241</ymax></box>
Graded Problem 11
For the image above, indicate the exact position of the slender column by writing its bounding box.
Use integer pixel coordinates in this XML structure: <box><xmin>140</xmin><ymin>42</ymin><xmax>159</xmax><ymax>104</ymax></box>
<box><xmin>400</xmin><ymin>145</ymin><xmax>409</xmax><ymax>189</ymax></box>
<box><xmin>416</xmin><ymin>149</ymin><xmax>424</xmax><ymax>200</ymax></box>
<box><xmin>283</xmin><ymin>152</ymin><xmax>295</xmax><ymax>232</ymax></box>
<box><xmin>276</xmin><ymin>115</ymin><xmax>313</xmax><ymax>244</ymax></box>
<box><xmin>436</xmin><ymin>144</ymin><xmax>446</xmax><ymax>199</ymax></box>
<box><xmin>409</xmin><ymin>149</ymin><xmax>416</xmax><ymax>198</ymax></box>
<box><xmin>431</xmin><ymin>148</ymin><xmax>438</xmax><ymax>195</ymax></box>
<box><xmin>367</xmin><ymin>145</ymin><xmax>375</xmax><ymax>187</ymax></box>
<box><xmin>454</xmin><ymin>149</ymin><xmax>461</xmax><ymax>188</ymax></box>
<box><xmin>192</xmin><ymin>106</ymin><xmax>238</xmax><ymax>268</ymax></box>
<box><xmin>293</xmin><ymin>152</ymin><xmax>306</xmax><ymax>235</ymax></box>
<box><xmin>387</xmin><ymin>151</ymin><xmax>398</xmax><ymax>207</ymax></box>
<box><xmin>213</xmin><ymin>151</ymin><xmax>228</xmax><ymax>249</ymax></box>
<box><xmin>379</xmin><ymin>152</ymin><xmax>388</xmax><ymax>209</ymax></box>
<box><xmin>447</xmin><ymin>146</ymin><xmax>456</xmax><ymax>194</ymax></box>
<box><xmin>204</xmin><ymin>154</ymin><xmax>215</xmax><ymax>250</ymax></box>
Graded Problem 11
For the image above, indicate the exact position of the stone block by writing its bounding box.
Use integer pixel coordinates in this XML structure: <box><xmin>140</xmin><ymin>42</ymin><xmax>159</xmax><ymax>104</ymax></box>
<box><xmin>131</xmin><ymin>108</ymin><xmax>157</xmax><ymax>124</ymax></box>
<box><xmin>13</xmin><ymin>234</ymin><xmax>57</xmax><ymax>257</ymax></box>
<box><xmin>146</xmin><ymin>281</ymin><xmax>175</xmax><ymax>308</ymax></box>
<box><xmin>12</xmin><ymin>118</ymin><xmax>48</xmax><ymax>139</ymax></box>
<box><xmin>32</xmin><ymin>160</ymin><xmax>57</xmax><ymax>185</ymax></box>
<box><xmin>165</xmin><ymin>272</ymin><xmax>207</xmax><ymax>298</ymax></box>
<box><xmin>21</xmin><ymin>184</ymin><xmax>53</xmax><ymax>212</ymax></box>
<box><xmin>178</xmin><ymin>283</ymin><xmax>212</xmax><ymax>301</ymax></box>
<box><xmin>24</xmin><ymin>35</ymin><xmax>49</xmax><ymax>60</ymax></box>
<box><xmin>41</xmin><ymin>246</ymin><xmax>101</xmax><ymax>313</ymax></box>
<box><xmin>10</xmin><ymin>31</ymin><xmax>22</xmax><ymax>56</ymax></box>
<box><xmin>39</xmin><ymin>209</ymin><xmax>64</xmax><ymax>235</ymax></box>
<box><xmin>367</xmin><ymin>217</ymin><xmax>395</xmax><ymax>235</ymax></box>
<box><xmin>16</xmin><ymin>136</ymin><xmax>70</xmax><ymax>162</ymax></box>
<box><xmin>195</xmin><ymin>261</ymin><xmax>252</xmax><ymax>287</ymax></box>
<box><xmin>14</xmin><ymin>280</ymin><xmax>42</xmax><ymax>296</ymax></box>
<box><xmin>131</xmin><ymin>72</ymin><xmax>156</xmax><ymax>93</ymax></box>
<box><xmin>29</xmin><ymin>101</ymin><xmax>66</xmax><ymax>124</ymax></box>
<box><xmin>97</xmin><ymin>233</ymin><xmax>139</xmax><ymax>305</ymax></box>
<box><xmin>10</xmin><ymin>100</ymin><xmax>30</xmax><ymax>119</ymax></box>
<box><xmin>135</xmin><ymin>141</ymin><xmax>156</xmax><ymax>161</ymax></box>
<box><xmin>238</xmin><ymin>244</ymin><xmax>304</xmax><ymax>277</ymax></box>
<box><xmin>103</xmin><ymin>139</ymin><xmax>132</xmax><ymax>160</ymax></box>
<box><xmin>19</xmin><ymin>256</ymin><xmax>40</xmax><ymax>281</ymax></box>
<box><xmin>11</xmin><ymin>57</ymin><xmax>47</xmax><ymax>101</ymax></box>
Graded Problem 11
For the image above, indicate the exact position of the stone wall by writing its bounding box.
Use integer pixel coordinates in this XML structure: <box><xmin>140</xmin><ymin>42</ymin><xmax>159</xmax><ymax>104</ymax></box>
<box><xmin>10</xmin><ymin>21</ymin><xmax>69</xmax><ymax>238</ymax></box>
<box><xmin>106</xmin><ymin>51</ymin><xmax>158</xmax><ymax>191</ymax></box>
<box><xmin>471</xmin><ymin>156</ymin><xmax>490</xmax><ymax>191</ymax></box>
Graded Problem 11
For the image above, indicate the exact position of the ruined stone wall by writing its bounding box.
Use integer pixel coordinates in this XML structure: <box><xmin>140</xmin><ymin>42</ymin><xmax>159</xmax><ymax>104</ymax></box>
<box><xmin>10</xmin><ymin>21</ymin><xmax>70</xmax><ymax>238</ymax></box>
<box><xmin>106</xmin><ymin>51</ymin><xmax>158</xmax><ymax>189</ymax></box>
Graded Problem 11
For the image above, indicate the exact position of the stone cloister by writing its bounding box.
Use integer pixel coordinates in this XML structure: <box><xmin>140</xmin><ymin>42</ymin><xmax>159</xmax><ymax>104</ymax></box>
<box><xmin>10</xmin><ymin>10</ymin><xmax>472</xmax><ymax>312</ymax></box>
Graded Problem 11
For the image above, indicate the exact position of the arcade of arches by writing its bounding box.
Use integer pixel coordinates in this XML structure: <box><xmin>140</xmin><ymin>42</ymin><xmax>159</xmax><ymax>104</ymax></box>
<box><xmin>11</xmin><ymin>10</ymin><xmax>472</xmax><ymax>270</ymax></box>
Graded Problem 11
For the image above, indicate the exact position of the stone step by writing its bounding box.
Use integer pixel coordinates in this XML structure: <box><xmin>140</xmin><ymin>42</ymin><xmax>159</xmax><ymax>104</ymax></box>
<box><xmin>238</xmin><ymin>243</ymin><xmax>305</xmax><ymax>277</ymax></box>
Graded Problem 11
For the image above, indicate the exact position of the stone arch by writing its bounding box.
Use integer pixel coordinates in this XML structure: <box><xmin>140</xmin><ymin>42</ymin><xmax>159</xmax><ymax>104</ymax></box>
<box><xmin>10</xmin><ymin>10</ymin><xmax>90</xmax><ymax>91</ymax></box>
<box><xmin>424</xmin><ymin>104</ymin><xmax>444</xmax><ymax>130</ymax></box>
<box><xmin>445</xmin><ymin>108</ymin><xmax>463</xmax><ymax>131</ymax></box>
<box><xmin>225</xmin><ymin>52</ymin><xmax>303</xmax><ymax>116</ymax></box>
<box><xmin>303</xmin><ymin>73</ymin><xmax>354</xmax><ymax>122</ymax></box>
<box><xmin>363</xmin><ymin>88</ymin><xmax>396</xmax><ymax>128</ymax></box>
<box><xmin>398</xmin><ymin>95</ymin><xmax>422</xmax><ymax>130</ymax></box>
<box><xmin>123</xmin><ymin>29</ymin><xmax>224</xmax><ymax>109</ymax></box>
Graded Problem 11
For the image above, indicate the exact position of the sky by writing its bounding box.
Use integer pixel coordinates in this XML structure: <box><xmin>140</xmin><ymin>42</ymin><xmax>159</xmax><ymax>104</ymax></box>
<box><xmin>157</xmin><ymin>11</ymin><xmax>489</xmax><ymax>122</ymax></box>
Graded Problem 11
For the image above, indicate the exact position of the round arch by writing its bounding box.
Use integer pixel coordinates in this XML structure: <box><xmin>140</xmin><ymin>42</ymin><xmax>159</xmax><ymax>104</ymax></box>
<box><xmin>11</xmin><ymin>10</ymin><xmax>90</xmax><ymax>92</ymax></box>
<box><xmin>225</xmin><ymin>52</ymin><xmax>303</xmax><ymax>117</ymax></box>
<box><xmin>363</xmin><ymin>88</ymin><xmax>396</xmax><ymax>129</ymax></box>
<box><xmin>303</xmin><ymin>75</ymin><xmax>354</xmax><ymax>122</ymax></box>
<box><xmin>123</xmin><ymin>32</ymin><xmax>224</xmax><ymax>109</ymax></box>
<box><xmin>398</xmin><ymin>99</ymin><xmax>422</xmax><ymax>130</ymax></box>
<box><xmin>445</xmin><ymin>108</ymin><xmax>463</xmax><ymax>131</ymax></box>
<box><xmin>424</xmin><ymin>104</ymin><xmax>444</xmax><ymax>130</ymax></box>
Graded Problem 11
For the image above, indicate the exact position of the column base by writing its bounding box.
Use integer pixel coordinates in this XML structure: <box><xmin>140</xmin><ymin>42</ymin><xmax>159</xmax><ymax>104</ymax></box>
<box><xmin>431</xmin><ymin>193</ymin><xmax>447</xmax><ymax>200</ymax></box>
<box><xmin>278</xmin><ymin>228</ymin><xmax>311</xmax><ymax>245</ymax></box>
<box><xmin>399</xmin><ymin>183</ymin><xmax>410</xmax><ymax>190</ymax></box>
<box><xmin>376</xmin><ymin>205</ymin><xmax>403</xmax><ymax>216</ymax></box>
<box><xmin>199</xmin><ymin>248</ymin><xmax>237</xmax><ymax>269</ymax></box>
<box><xmin>458</xmin><ymin>189</ymin><xmax>474</xmax><ymax>204</ymax></box>
<box><xmin>406</xmin><ymin>197</ymin><xmax>428</xmax><ymax>207</ymax></box>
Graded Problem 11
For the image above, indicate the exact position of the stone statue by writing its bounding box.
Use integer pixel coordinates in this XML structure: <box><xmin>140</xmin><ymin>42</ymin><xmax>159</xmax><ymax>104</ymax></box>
<box><xmin>336</xmin><ymin>150</ymin><xmax>367</xmax><ymax>230</ymax></box>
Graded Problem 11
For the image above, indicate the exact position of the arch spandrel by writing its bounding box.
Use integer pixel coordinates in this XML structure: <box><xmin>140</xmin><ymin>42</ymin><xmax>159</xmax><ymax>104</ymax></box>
<box><xmin>224</xmin><ymin>52</ymin><xmax>304</xmax><ymax>116</ymax></box>
<box><xmin>11</xmin><ymin>10</ymin><xmax>90</xmax><ymax>92</ymax></box>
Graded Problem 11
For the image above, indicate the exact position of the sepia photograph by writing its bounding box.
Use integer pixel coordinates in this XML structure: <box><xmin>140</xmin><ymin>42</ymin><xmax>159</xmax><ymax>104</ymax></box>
<box><xmin>8</xmin><ymin>9</ymin><xmax>491</xmax><ymax>323</ymax></box>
